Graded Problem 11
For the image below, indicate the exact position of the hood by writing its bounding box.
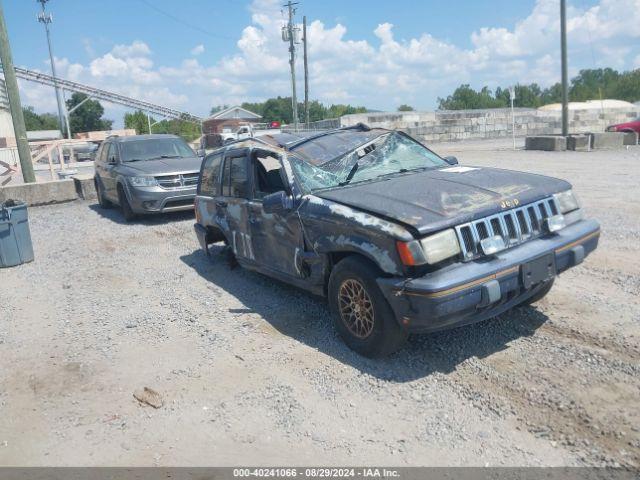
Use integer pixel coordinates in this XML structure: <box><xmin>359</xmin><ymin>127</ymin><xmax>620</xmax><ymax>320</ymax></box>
<box><xmin>314</xmin><ymin>166</ymin><xmax>571</xmax><ymax>235</ymax></box>
<box><xmin>122</xmin><ymin>156</ymin><xmax>202</xmax><ymax>176</ymax></box>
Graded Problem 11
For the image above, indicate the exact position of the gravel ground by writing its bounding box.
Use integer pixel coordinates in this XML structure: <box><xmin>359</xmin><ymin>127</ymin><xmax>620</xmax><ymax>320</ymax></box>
<box><xmin>0</xmin><ymin>140</ymin><xmax>638</xmax><ymax>467</ymax></box>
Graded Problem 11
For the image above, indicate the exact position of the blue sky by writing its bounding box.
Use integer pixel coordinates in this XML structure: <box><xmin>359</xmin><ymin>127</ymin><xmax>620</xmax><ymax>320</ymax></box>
<box><xmin>3</xmin><ymin>0</ymin><xmax>639</xmax><ymax>125</ymax></box>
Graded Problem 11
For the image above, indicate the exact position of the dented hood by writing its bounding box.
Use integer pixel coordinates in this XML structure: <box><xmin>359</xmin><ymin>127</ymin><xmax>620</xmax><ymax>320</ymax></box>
<box><xmin>314</xmin><ymin>166</ymin><xmax>571</xmax><ymax>235</ymax></box>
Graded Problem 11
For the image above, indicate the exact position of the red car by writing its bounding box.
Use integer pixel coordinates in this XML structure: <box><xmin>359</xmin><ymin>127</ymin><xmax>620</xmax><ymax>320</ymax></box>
<box><xmin>606</xmin><ymin>116</ymin><xmax>640</xmax><ymax>135</ymax></box>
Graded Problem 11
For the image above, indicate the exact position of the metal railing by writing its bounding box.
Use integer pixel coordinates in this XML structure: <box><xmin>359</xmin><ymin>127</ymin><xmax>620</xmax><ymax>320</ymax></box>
<box><xmin>1</xmin><ymin>66</ymin><xmax>203</xmax><ymax>123</ymax></box>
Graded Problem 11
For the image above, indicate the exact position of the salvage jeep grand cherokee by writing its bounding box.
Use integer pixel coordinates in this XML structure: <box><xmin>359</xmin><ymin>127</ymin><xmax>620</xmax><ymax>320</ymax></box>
<box><xmin>193</xmin><ymin>125</ymin><xmax>600</xmax><ymax>357</ymax></box>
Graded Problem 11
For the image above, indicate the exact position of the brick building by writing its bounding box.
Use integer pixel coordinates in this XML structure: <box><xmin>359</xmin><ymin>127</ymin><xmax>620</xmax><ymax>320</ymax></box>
<box><xmin>202</xmin><ymin>106</ymin><xmax>262</xmax><ymax>135</ymax></box>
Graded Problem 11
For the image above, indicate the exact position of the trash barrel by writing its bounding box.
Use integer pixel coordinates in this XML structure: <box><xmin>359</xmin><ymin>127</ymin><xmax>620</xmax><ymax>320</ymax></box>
<box><xmin>0</xmin><ymin>200</ymin><xmax>34</xmax><ymax>268</ymax></box>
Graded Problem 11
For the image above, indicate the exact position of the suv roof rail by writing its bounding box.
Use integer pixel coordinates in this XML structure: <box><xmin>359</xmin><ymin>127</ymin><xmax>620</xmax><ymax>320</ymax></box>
<box><xmin>284</xmin><ymin>122</ymin><xmax>372</xmax><ymax>150</ymax></box>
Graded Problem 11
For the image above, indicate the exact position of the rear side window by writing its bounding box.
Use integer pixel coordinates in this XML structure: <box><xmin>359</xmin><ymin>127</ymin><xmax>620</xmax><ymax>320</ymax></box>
<box><xmin>221</xmin><ymin>155</ymin><xmax>249</xmax><ymax>198</ymax></box>
<box><xmin>97</xmin><ymin>143</ymin><xmax>109</xmax><ymax>163</ymax></box>
<box><xmin>230</xmin><ymin>157</ymin><xmax>249</xmax><ymax>198</ymax></box>
<box><xmin>106</xmin><ymin>143</ymin><xmax>119</xmax><ymax>163</ymax></box>
<box><xmin>199</xmin><ymin>153</ymin><xmax>222</xmax><ymax>196</ymax></box>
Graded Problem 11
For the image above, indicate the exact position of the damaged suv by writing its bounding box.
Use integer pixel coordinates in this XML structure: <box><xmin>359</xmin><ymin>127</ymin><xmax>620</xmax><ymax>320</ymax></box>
<box><xmin>194</xmin><ymin>125</ymin><xmax>600</xmax><ymax>357</ymax></box>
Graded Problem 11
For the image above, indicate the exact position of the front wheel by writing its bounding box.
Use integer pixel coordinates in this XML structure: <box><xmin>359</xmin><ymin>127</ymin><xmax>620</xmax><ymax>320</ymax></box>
<box><xmin>328</xmin><ymin>256</ymin><xmax>408</xmax><ymax>358</ymax></box>
<box><xmin>95</xmin><ymin>177</ymin><xmax>113</xmax><ymax>208</ymax></box>
<box><xmin>117</xmin><ymin>185</ymin><xmax>137</xmax><ymax>222</ymax></box>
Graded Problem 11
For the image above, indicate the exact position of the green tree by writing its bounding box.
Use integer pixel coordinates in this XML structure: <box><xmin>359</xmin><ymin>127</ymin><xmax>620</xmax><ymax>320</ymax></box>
<box><xmin>66</xmin><ymin>93</ymin><xmax>113</xmax><ymax>135</ymax></box>
<box><xmin>22</xmin><ymin>106</ymin><xmax>59</xmax><ymax>131</ymax></box>
<box><xmin>151</xmin><ymin>117</ymin><xmax>201</xmax><ymax>142</ymax></box>
<box><xmin>124</xmin><ymin>110</ymin><xmax>153</xmax><ymax>134</ymax></box>
<box><xmin>240</xmin><ymin>97</ymin><xmax>368</xmax><ymax>124</ymax></box>
<box><xmin>438</xmin><ymin>84</ymin><xmax>504</xmax><ymax>110</ymax></box>
<box><xmin>397</xmin><ymin>104</ymin><xmax>415</xmax><ymax>111</ymax></box>
<box><xmin>612</xmin><ymin>69</ymin><xmax>640</xmax><ymax>103</ymax></box>
<box><xmin>437</xmin><ymin>68</ymin><xmax>640</xmax><ymax>110</ymax></box>
<box><xmin>326</xmin><ymin>103</ymin><xmax>367</xmax><ymax>118</ymax></box>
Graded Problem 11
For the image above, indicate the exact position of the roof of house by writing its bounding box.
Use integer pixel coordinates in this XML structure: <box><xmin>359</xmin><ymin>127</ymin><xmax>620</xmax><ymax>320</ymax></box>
<box><xmin>205</xmin><ymin>105</ymin><xmax>262</xmax><ymax>121</ymax></box>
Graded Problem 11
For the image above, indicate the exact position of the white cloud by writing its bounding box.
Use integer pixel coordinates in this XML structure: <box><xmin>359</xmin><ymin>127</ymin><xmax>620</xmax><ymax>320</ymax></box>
<box><xmin>18</xmin><ymin>0</ymin><xmax>640</xmax><ymax>124</ymax></box>
<box><xmin>190</xmin><ymin>44</ymin><xmax>205</xmax><ymax>56</ymax></box>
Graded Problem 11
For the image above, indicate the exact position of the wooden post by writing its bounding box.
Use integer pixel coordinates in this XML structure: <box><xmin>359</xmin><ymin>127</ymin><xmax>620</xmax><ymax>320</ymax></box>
<box><xmin>57</xmin><ymin>142</ymin><xmax>65</xmax><ymax>170</ymax></box>
<box><xmin>47</xmin><ymin>150</ymin><xmax>54</xmax><ymax>179</ymax></box>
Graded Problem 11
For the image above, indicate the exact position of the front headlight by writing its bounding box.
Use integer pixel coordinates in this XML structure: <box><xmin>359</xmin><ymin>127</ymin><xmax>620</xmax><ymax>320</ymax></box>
<box><xmin>553</xmin><ymin>189</ymin><xmax>580</xmax><ymax>214</ymax></box>
<box><xmin>421</xmin><ymin>229</ymin><xmax>461</xmax><ymax>264</ymax></box>
<box><xmin>397</xmin><ymin>229</ymin><xmax>461</xmax><ymax>266</ymax></box>
<box><xmin>129</xmin><ymin>176</ymin><xmax>158</xmax><ymax>187</ymax></box>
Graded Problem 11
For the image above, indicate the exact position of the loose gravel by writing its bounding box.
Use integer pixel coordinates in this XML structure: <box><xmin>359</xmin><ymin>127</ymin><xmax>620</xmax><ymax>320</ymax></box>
<box><xmin>0</xmin><ymin>140</ymin><xmax>638</xmax><ymax>467</ymax></box>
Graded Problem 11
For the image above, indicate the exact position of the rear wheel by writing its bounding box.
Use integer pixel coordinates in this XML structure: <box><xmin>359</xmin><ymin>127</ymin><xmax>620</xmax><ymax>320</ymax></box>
<box><xmin>328</xmin><ymin>256</ymin><xmax>408</xmax><ymax>358</ymax></box>
<box><xmin>117</xmin><ymin>185</ymin><xmax>136</xmax><ymax>222</ymax></box>
<box><xmin>95</xmin><ymin>177</ymin><xmax>113</xmax><ymax>208</ymax></box>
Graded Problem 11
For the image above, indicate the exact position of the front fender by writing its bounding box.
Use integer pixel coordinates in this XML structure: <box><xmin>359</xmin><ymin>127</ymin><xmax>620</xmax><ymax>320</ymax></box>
<box><xmin>313</xmin><ymin>233</ymin><xmax>401</xmax><ymax>275</ymax></box>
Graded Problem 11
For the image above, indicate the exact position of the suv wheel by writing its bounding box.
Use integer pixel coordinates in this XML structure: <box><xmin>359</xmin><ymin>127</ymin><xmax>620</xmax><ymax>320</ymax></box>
<box><xmin>95</xmin><ymin>177</ymin><xmax>113</xmax><ymax>208</ymax></box>
<box><xmin>117</xmin><ymin>185</ymin><xmax>137</xmax><ymax>222</ymax></box>
<box><xmin>328</xmin><ymin>256</ymin><xmax>408</xmax><ymax>358</ymax></box>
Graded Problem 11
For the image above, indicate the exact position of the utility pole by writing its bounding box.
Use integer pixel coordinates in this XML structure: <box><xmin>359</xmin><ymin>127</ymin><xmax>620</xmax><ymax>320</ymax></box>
<box><xmin>282</xmin><ymin>1</ymin><xmax>299</xmax><ymax>132</ymax></box>
<box><xmin>509</xmin><ymin>86</ymin><xmax>516</xmax><ymax>150</ymax></box>
<box><xmin>560</xmin><ymin>0</ymin><xmax>569</xmax><ymax>136</ymax></box>
<box><xmin>37</xmin><ymin>0</ymin><xmax>67</xmax><ymax>137</ymax></box>
<box><xmin>303</xmin><ymin>15</ymin><xmax>309</xmax><ymax>130</ymax></box>
<box><xmin>0</xmin><ymin>1</ymin><xmax>36</xmax><ymax>183</ymax></box>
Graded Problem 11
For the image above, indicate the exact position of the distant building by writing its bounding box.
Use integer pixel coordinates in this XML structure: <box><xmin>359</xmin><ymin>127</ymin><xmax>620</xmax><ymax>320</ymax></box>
<box><xmin>202</xmin><ymin>106</ymin><xmax>262</xmax><ymax>135</ymax></box>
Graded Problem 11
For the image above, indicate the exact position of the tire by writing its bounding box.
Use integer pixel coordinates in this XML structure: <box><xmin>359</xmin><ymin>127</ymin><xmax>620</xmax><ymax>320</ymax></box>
<box><xmin>117</xmin><ymin>184</ymin><xmax>137</xmax><ymax>222</ymax></box>
<box><xmin>524</xmin><ymin>279</ymin><xmax>555</xmax><ymax>305</ymax></box>
<box><xmin>95</xmin><ymin>177</ymin><xmax>113</xmax><ymax>208</ymax></box>
<box><xmin>328</xmin><ymin>256</ymin><xmax>408</xmax><ymax>358</ymax></box>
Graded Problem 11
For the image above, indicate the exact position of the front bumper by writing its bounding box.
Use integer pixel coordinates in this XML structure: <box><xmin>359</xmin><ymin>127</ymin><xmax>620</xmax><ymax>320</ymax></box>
<box><xmin>377</xmin><ymin>219</ymin><xmax>600</xmax><ymax>333</ymax></box>
<box><xmin>126</xmin><ymin>185</ymin><xmax>197</xmax><ymax>214</ymax></box>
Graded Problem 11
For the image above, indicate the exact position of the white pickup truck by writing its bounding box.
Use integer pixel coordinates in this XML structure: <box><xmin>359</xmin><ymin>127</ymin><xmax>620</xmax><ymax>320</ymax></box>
<box><xmin>221</xmin><ymin>124</ymin><xmax>281</xmax><ymax>144</ymax></box>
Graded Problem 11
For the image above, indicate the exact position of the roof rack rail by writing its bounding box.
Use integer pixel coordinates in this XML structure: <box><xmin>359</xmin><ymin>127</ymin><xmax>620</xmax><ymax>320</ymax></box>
<box><xmin>284</xmin><ymin>122</ymin><xmax>372</xmax><ymax>150</ymax></box>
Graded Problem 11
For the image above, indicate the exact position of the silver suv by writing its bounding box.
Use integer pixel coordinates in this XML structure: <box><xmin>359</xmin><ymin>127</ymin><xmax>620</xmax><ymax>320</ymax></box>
<box><xmin>94</xmin><ymin>134</ymin><xmax>204</xmax><ymax>221</ymax></box>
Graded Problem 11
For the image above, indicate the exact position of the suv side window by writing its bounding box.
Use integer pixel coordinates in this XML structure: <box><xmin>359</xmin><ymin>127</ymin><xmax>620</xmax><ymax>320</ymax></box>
<box><xmin>221</xmin><ymin>155</ymin><xmax>249</xmax><ymax>198</ymax></box>
<box><xmin>230</xmin><ymin>157</ymin><xmax>249</xmax><ymax>198</ymax></box>
<box><xmin>106</xmin><ymin>143</ymin><xmax>119</xmax><ymax>164</ymax></box>
<box><xmin>221</xmin><ymin>157</ymin><xmax>232</xmax><ymax>196</ymax></box>
<box><xmin>253</xmin><ymin>153</ymin><xmax>285</xmax><ymax>200</ymax></box>
<box><xmin>199</xmin><ymin>152</ymin><xmax>223</xmax><ymax>196</ymax></box>
<box><xmin>97</xmin><ymin>142</ymin><xmax>109</xmax><ymax>164</ymax></box>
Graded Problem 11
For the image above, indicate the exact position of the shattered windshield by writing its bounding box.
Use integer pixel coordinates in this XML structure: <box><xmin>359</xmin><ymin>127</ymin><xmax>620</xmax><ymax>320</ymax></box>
<box><xmin>289</xmin><ymin>132</ymin><xmax>448</xmax><ymax>192</ymax></box>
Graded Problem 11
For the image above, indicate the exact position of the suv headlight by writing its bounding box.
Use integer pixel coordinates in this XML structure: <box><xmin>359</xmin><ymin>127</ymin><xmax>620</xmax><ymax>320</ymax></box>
<box><xmin>129</xmin><ymin>176</ymin><xmax>158</xmax><ymax>187</ymax></box>
<box><xmin>396</xmin><ymin>229</ymin><xmax>461</xmax><ymax>266</ymax></box>
<box><xmin>553</xmin><ymin>190</ymin><xmax>580</xmax><ymax>214</ymax></box>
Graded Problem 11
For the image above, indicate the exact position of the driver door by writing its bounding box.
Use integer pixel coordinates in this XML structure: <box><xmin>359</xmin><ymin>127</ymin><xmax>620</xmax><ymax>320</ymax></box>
<box><xmin>246</xmin><ymin>150</ymin><xmax>305</xmax><ymax>278</ymax></box>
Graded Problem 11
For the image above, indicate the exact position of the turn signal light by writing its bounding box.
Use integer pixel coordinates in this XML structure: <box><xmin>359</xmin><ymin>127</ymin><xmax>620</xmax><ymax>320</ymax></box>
<box><xmin>396</xmin><ymin>240</ymin><xmax>427</xmax><ymax>266</ymax></box>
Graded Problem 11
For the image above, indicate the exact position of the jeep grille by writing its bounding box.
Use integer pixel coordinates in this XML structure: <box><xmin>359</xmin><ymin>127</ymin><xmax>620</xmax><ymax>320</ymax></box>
<box><xmin>455</xmin><ymin>197</ymin><xmax>559</xmax><ymax>261</ymax></box>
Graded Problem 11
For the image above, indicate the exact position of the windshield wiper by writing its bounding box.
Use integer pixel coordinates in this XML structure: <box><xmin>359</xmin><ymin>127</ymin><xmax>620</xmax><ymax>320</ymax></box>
<box><xmin>159</xmin><ymin>155</ymin><xmax>181</xmax><ymax>159</ymax></box>
<box><xmin>338</xmin><ymin>162</ymin><xmax>359</xmax><ymax>186</ymax></box>
<box><xmin>125</xmin><ymin>158</ymin><xmax>148</xmax><ymax>163</ymax></box>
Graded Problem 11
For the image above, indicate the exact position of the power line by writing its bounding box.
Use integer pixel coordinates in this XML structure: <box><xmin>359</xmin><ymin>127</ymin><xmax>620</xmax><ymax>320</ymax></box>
<box><xmin>137</xmin><ymin>0</ymin><xmax>233</xmax><ymax>40</ymax></box>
